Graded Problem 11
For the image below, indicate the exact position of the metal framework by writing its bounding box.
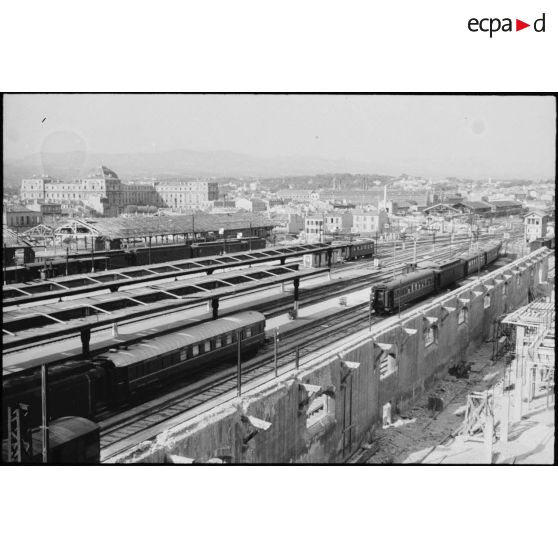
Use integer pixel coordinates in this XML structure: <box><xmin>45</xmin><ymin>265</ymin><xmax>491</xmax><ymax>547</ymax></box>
<box><xmin>3</xmin><ymin>265</ymin><xmax>328</xmax><ymax>353</ymax></box>
<box><xmin>3</xmin><ymin>242</ymin><xmax>342</xmax><ymax>305</ymax></box>
<box><xmin>502</xmin><ymin>300</ymin><xmax>555</xmax><ymax>415</ymax></box>
<box><xmin>22</xmin><ymin>223</ymin><xmax>55</xmax><ymax>238</ymax></box>
<box><xmin>7</xmin><ymin>404</ymin><xmax>32</xmax><ymax>463</ymax></box>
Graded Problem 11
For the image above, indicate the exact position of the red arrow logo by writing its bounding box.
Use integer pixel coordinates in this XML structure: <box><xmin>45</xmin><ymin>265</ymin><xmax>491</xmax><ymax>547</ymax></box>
<box><xmin>516</xmin><ymin>19</ymin><xmax>530</xmax><ymax>31</ymax></box>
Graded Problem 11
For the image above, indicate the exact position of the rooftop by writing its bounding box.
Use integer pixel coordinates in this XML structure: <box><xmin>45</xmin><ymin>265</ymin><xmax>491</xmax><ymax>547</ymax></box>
<box><xmin>2</xmin><ymin>228</ymin><xmax>34</xmax><ymax>248</ymax></box>
<box><xmin>4</xmin><ymin>204</ymin><xmax>40</xmax><ymax>213</ymax></box>
<box><xmin>489</xmin><ymin>200</ymin><xmax>523</xmax><ymax>208</ymax></box>
<box><xmin>502</xmin><ymin>301</ymin><xmax>555</xmax><ymax>329</ymax></box>
<box><xmin>453</xmin><ymin>201</ymin><xmax>492</xmax><ymax>209</ymax></box>
<box><xmin>86</xmin><ymin>165</ymin><xmax>119</xmax><ymax>180</ymax></box>
<box><xmin>525</xmin><ymin>209</ymin><xmax>548</xmax><ymax>217</ymax></box>
<box><xmin>53</xmin><ymin>214</ymin><xmax>276</xmax><ymax>240</ymax></box>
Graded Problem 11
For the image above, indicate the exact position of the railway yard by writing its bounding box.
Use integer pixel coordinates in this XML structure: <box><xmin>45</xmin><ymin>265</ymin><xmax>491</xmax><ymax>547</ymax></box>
<box><xmin>2</xmin><ymin>229</ymin><xmax>553</xmax><ymax>464</ymax></box>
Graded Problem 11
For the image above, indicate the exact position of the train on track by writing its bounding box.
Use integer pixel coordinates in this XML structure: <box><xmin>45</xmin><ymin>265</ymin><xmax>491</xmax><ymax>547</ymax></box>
<box><xmin>372</xmin><ymin>241</ymin><xmax>503</xmax><ymax>314</ymax></box>
<box><xmin>2</xmin><ymin>312</ymin><xmax>266</xmax><ymax>435</ymax></box>
<box><xmin>4</xmin><ymin>256</ymin><xmax>111</xmax><ymax>284</ymax></box>
<box><xmin>303</xmin><ymin>239</ymin><xmax>375</xmax><ymax>267</ymax></box>
<box><xmin>3</xmin><ymin>237</ymin><xmax>267</xmax><ymax>284</ymax></box>
<box><xmin>2</xmin><ymin>415</ymin><xmax>100</xmax><ymax>464</ymax></box>
<box><xmin>529</xmin><ymin>236</ymin><xmax>555</xmax><ymax>252</ymax></box>
<box><xmin>2</xmin><ymin>239</ymin><xmax>505</xmax><ymax>443</ymax></box>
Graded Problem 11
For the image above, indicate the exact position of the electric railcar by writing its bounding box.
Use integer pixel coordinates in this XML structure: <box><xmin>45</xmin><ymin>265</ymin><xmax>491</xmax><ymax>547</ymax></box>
<box><xmin>372</xmin><ymin>242</ymin><xmax>502</xmax><ymax>314</ymax></box>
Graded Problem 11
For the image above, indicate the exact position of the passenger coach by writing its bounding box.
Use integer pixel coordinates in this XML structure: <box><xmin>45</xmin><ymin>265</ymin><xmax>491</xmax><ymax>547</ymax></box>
<box><xmin>417</xmin><ymin>259</ymin><xmax>466</xmax><ymax>291</ymax></box>
<box><xmin>372</xmin><ymin>269</ymin><xmax>436</xmax><ymax>314</ymax></box>
<box><xmin>102</xmin><ymin>311</ymin><xmax>266</xmax><ymax>401</ymax></box>
<box><xmin>2</xmin><ymin>311</ymin><xmax>267</xmax><ymax>430</ymax></box>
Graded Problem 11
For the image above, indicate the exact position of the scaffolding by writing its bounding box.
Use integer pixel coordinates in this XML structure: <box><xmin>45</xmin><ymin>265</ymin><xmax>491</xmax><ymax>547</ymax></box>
<box><xmin>502</xmin><ymin>301</ymin><xmax>555</xmax><ymax>419</ymax></box>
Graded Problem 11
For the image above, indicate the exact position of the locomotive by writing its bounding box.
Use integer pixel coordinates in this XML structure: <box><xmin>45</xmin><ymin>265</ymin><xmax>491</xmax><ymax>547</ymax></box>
<box><xmin>2</xmin><ymin>311</ymin><xmax>266</xmax><ymax>433</ymax></box>
<box><xmin>372</xmin><ymin>241</ymin><xmax>502</xmax><ymax>314</ymax></box>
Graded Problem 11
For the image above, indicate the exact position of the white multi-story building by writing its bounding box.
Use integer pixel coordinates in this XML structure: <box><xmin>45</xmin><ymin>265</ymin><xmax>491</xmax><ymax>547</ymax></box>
<box><xmin>236</xmin><ymin>198</ymin><xmax>267</xmax><ymax>212</ymax></box>
<box><xmin>351</xmin><ymin>210</ymin><xmax>389</xmax><ymax>234</ymax></box>
<box><xmin>524</xmin><ymin>210</ymin><xmax>548</xmax><ymax>242</ymax></box>
<box><xmin>154</xmin><ymin>181</ymin><xmax>219</xmax><ymax>210</ymax></box>
<box><xmin>21</xmin><ymin>168</ymin><xmax>219</xmax><ymax>215</ymax></box>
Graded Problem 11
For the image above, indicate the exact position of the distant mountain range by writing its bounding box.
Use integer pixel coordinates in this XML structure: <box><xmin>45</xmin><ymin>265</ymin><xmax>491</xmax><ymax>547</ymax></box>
<box><xmin>3</xmin><ymin>149</ymin><xmax>386</xmax><ymax>182</ymax></box>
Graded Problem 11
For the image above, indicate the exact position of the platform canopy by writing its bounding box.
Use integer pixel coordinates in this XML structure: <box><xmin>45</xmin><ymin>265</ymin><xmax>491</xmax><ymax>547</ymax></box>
<box><xmin>2</xmin><ymin>227</ymin><xmax>34</xmax><ymax>248</ymax></box>
<box><xmin>52</xmin><ymin>214</ymin><xmax>277</xmax><ymax>241</ymax></box>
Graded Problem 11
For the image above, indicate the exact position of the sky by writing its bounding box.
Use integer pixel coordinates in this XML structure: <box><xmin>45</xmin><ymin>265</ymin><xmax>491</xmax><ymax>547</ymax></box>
<box><xmin>3</xmin><ymin>94</ymin><xmax>556</xmax><ymax>179</ymax></box>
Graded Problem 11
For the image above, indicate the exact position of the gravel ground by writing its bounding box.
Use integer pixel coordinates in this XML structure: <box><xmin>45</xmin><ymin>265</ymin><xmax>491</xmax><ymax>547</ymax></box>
<box><xmin>365</xmin><ymin>341</ymin><xmax>554</xmax><ymax>464</ymax></box>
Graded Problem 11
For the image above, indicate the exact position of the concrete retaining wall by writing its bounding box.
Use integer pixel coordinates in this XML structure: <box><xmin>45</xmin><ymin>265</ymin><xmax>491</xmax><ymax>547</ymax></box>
<box><xmin>107</xmin><ymin>249</ymin><xmax>551</xmax><ymax>464</ymax></box>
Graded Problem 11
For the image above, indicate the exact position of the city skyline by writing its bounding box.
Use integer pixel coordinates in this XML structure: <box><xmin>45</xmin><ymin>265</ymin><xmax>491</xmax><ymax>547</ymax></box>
<box><xmin>3</xmin><ymin>94</ymin><xmax>556</xmax><ymax>180</ymax></box>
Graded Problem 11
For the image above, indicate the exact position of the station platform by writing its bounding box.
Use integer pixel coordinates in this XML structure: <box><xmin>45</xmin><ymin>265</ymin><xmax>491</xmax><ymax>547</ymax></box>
<box><xmin>2</xmin><ymin>265</ymin><xmax>328</xmax><ymax>351</ymax></box>
<box><xmin>3</xmin><ymin>242</ymin><xmax>342</xmax><ymax>305</ymax></box>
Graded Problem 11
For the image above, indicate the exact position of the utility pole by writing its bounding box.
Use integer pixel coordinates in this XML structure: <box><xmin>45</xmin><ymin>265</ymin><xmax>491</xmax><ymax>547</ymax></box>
<box><xmin>369</xmin><ymin>288</ymin><xmax>373</xmax><ymax>331</ymax></box>
<box><xmin>449</xmin><ymin>233</ymin><xmax>453</xmax><ymax>259</ymax></box>
<box><xmin>66</xmin><ymin>246</ymin><xmax>69</xmax><ymax>276</ymax></box>
<box><xmin>413</xmin><ymin>235</ymin><xmax>417</xmax><ymax>266</ymax></box>
<box><xmin>393</xmin><ymin>238</ymin><xmax>396</xmax><ymax>279</ymax></box>
<box><xmin>41</xmin><ymin>364</ymin><xmax>49</xmax><ymax>463</ymax></box>
<box><xmin>3</xmin><ymin>242</ymin><xmax>7</xmax><ymax>285</ymax></box>
<box><xmin>91</xmin><ymin>236</ymin><xmax>95</xmax><ymax>273</ymax></box>
<box><xmin>236</xmin><ymin>329</ymin><xmax>242</xmax><ymax>397</ymax></box>
<box><xmin>274</xmin><ymin>328</ymin><xmax>279</xmax><ymax>377</ymax></box>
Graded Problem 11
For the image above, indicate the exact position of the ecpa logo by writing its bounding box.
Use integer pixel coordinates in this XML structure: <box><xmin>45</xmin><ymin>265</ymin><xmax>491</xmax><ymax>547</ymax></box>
<box><xmin>468</xmin><ymin>13</ymin><xmax>546</xmax><ymax>37</ymax></box>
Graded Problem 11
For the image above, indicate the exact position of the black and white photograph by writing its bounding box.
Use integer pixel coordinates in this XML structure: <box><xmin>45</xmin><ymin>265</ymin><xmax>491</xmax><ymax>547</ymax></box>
<box><xmin>2</xmin><ymin>2</ymin><xmax>557</xmax><ymax>557</ymax></box>
<box><xmin>2</xmin><ymin>93</ymin><xmax>555</xmax><ymax>465</ymax></box>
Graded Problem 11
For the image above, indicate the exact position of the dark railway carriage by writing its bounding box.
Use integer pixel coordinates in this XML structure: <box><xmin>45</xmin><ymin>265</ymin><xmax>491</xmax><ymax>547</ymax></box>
<box><xmin>3</xmin><ymin>264</ymin><xmax>31</xmax><ymax>283</ymax></box>
<box><xmin>303</xmin><ymin>249</ymin><xmax>342</xmax><ymax>268</ymax></box>
<box><xmin>5</xmin><ymin>238</ymin><xmax>267</xmax><ymax>283</ymax></box>
<box><xmin>2</xmin><ymin>360</ymin><xmax>105</xmax><ymax>435</ymax></box>
<box><xmin>347</xmin><ymin>239</ymin><xmax>375</xmax><ymax>260</ymax></box>
<box><xmin>530</xmin><ymin>237</ymin><xmax>555</xmax><ymax>252</ymax></box>
<box><xmin>102</xmin><ymin>311</ymin><xmax>266</xmax><ymax>400</ymax></box>
<box><xmin>459</xmin><ymin>250</ymin><xmax>484</xmax><ymax>276</ymax></box>
<box><xmin>2</xmin><ymin>312</ymin><xmax>267</xmax><ymax>430</ymax></box>
<box><xmin>31</xmin><ymin>416</ymin><xmax>100</xmax><ymax>463</ymax></box>
<box><xmin>417</xmin><ymin>258</ymin><xmax>466</xmax><ymax>291</ymax></box>
<box><xmin>1</xmin><ymin>416</ymin><xmax>100</xmax><ymax>463</ymax></box>
<box><xmin>372</xmin><ymin>269</ymin><xmax>436</xmax><ymax>314</ymax></box>
<box><xmin>484</xmin><ymin>241</ymin><xmax>502</xmax><ymax>266</ymax></box>
<box><xmin>191</xmin><ymin>237</ymin><xmax>266</xmax><ymax>258</ymax></box>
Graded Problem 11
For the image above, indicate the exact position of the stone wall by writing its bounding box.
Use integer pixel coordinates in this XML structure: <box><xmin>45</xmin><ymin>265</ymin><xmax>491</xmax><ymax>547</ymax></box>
<box><xmin>106</xmin><ymin>248</ymin><xmax>551</xmax><ymax>464</ymax></box>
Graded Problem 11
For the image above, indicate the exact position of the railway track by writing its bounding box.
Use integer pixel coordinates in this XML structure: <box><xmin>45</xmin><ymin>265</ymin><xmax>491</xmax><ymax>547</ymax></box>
<box><xmin>3</xmin><ymin>237</ymin><xmax>478</xmax><ymax>362</ymax></box>
<box><xmin>99</xmin><ymin>240</ymin><xmax>510</xmax><ymax>458</ymax></box>
<box><xmin>100</xmin><ymin>304</ymin><xmax>379</xmax><ymax>456</ymax></box>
